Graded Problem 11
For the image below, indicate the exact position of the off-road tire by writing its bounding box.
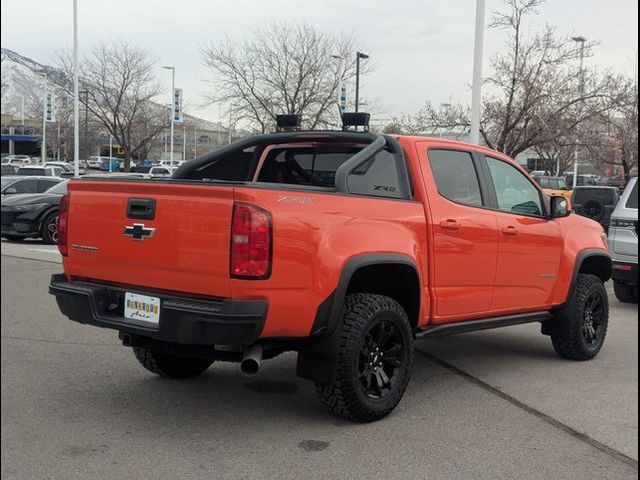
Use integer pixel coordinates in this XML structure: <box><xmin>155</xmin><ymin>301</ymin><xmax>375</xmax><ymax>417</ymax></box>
<box><xmin>132</xmin><ymin>346</ymin><xmax>213</xmax><ymax>379</ymax></box>
<box><xmin>613</xmin><ymin>281</ymin><xmax>638</xmax><ymax>304</ymax></box>
<box><xmin>551</xmin><ymin>274</ymin><xmax>609</xmax><ymax>361</ymax></box>
<box><xmin>41</xmin><ymin>211</ymin><xmax>59</xmax><ymax>245</ymax></box>
<box><xmin>315</xmin><ymin>294</ymin><xmax>414</xmax><ymax>423</ymax></box>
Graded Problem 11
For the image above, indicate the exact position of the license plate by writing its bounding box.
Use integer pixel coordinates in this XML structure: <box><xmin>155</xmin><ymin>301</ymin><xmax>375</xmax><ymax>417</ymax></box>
<box><xmin>124</xmin><ymin>292</ymin><xmax>160</xmax><ymax>325</ymax></box>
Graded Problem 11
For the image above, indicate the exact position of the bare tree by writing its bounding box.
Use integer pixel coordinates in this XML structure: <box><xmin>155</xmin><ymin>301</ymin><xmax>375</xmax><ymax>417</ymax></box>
<box><xmin>200</xmin><ymin>22</ymin><xmax>370</xmax><ymax>132</ymax></box>
<box><xmin>57</xmin><ymin>40</ymin><xmax>167</xmax><ymax>170</ymax></box>
<box><xmin>395</xmin><ymin>0</ymin><xmax>626</xmax><ymax>160</ymax></box>
<box><xmin>580</xmin><ymin>77</ymin><xmax>638</xmax><ymax>181</ymax></box>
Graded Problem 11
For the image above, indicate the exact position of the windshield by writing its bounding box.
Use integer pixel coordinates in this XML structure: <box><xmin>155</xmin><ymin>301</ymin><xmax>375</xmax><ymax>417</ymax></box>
<box><xmin>45</xmin><ymin>180</ymin><xmax>69</xmax><ymax>195</ymax></box>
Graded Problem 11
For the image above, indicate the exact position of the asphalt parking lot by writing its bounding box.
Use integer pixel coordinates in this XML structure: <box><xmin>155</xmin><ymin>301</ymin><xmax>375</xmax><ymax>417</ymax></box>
<box><xmin>1</xmin><ymin>240</ymin><xmax>638</xmax><ymax>479</ymax></box>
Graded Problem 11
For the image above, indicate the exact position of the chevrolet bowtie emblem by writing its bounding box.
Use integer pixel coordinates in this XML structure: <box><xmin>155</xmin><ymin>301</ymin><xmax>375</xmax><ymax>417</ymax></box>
<box><xmin>124</xmin><ymin>223</ymin><xmax>156</xmax><ymax>241</ymax></box>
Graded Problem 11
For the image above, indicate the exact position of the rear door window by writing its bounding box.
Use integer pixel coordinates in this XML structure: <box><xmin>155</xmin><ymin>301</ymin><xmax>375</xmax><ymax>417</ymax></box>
<box><xmin>427</xmin><ymin>149</ymin><xmax>483</xmax><ymax>207</ymax></box>
<box><xmin>38</xmin><ymin>179</ymin><xmax>60</xmax><ymax>192</ymax></box>
<box><xmin>12</xmin><ymin>178</ymin><xmax>38</xmax><ymax>193</ymax></box>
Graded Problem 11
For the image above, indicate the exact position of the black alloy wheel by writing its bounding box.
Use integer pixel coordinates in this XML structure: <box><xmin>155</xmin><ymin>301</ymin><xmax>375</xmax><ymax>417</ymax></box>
<box><xmin>42</xmin><ymin>212</ymin><xmax>59</xmax><ymax>245</ymax></box>
<box><xmin>582</xmin><ymin>291</ymin><xmax>605</xmax><ymax>345</ymax></box>
<box><xmin>315</xmin><ymin>294</ymin><xmax>414</xmax><ymax>422</ymax></box>
<box><xmin>358</xmin><ymin>319</ymin><xmax>406</xmax><ymax>399</ymax></box>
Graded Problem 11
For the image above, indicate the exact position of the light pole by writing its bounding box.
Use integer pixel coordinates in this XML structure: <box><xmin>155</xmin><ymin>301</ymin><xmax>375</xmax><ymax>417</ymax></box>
<box><xmin>470</xmin><ymin>0</ymin><xmax>486</xmax><ymax>145</ymax></box>
<box><xmin>217</xmin><ymin>103</ymin><xmax>222</xmax><ymax>145</ymax></box>
<box><xmin>109</xmin><ymin>134</ymin><xmax>113</xmax><ymax>173</ymax></box>
<box><xmin>162</xmin><ymin>66</ymin><xmax>175</xmax><ymax>167</ymax></box>
<box><xmin>355</xmin><ymin>52</ymin><xmax>369</xmax><ymax>114</ymax></box>
<box><xmin>193</xmin><ymin>125</ymin><xmax>198</xmax><ymax>158</ymax></box>
<box><xmin>183</xmin><ymin>124</ymin><xmax>186</xmax><ymax>162</ymax></box>
<box><xmin>72</xmin><ymin>0</ymin><xmax>80</xmax><ymax>177</ymax></box>
<box><xmin>572</xmin><ymin>36</ymin><xmax>586</xmax><ymax>189</ymax></box>
<box><xmin>79</xmin><ymin>89</ymin><xmax>89</xmax><ymax>159</ymax></box>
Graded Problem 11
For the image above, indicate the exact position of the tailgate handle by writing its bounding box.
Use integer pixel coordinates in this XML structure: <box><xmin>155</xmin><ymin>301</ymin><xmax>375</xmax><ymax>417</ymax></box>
<box><xmin>126</xmin><ymin>198</ymin><xmax>156</xmax><ymax>220</ymax></box>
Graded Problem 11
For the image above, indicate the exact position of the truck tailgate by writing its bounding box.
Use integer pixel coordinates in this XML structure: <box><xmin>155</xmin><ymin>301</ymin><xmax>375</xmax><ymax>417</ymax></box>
<box><xmin>64</xmin><ymin>180</ymin><xmax>234</xmax><ymax>298</ymax></box>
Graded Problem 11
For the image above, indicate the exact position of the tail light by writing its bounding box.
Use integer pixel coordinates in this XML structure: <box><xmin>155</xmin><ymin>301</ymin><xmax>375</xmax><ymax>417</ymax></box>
<box><xmin>230</xmin><ymin>203</ymin><xmax>272</xmax><ymax>279</ymax></box>
<box><xmin>57</xmin><ymin>194</ymin><xmax>70</xmax><ymax>257</ymax></box>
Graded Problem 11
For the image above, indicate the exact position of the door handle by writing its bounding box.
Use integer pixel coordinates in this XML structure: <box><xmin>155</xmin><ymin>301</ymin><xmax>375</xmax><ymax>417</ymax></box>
<box><xmin>502</xmin><ymin>226</ymin><xmax>519</xmax><ymax>236</ymax></box>
<box><xmin>440</xmin><ymin>219</ymin><xmax>461</xmax><ymax>231</ymax></box>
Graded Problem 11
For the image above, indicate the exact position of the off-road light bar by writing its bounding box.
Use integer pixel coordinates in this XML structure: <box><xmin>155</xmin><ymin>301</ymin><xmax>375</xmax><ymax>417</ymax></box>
<box><xmin>342</xmin><ymin>112</ymin><xmax>370</xmax><ymax>132</ymax></box>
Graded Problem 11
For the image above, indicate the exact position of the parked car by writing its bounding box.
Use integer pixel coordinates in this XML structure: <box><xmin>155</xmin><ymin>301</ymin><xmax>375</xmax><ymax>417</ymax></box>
<box><xmin>45</xmin><ymin>161</ymin><xmax>86</xmax><ymax>178</ymax></box>
<box><xmin>130</xmin><ymin>159</ymin><xmax>155</xmax><ymax>173</ymax></box>
<box><xmin>148</xmin><ymin>166</ymin><xmax>176</xmax><ymax>177</ymax></box>
<box><xmin>534</xmin><ymin>176</ymin><xmax>572</xmax><ymax>202</ymax></box>
<box><xmin>49</xmin><ymin>126</ymin><xmax>613</xmax><ymax>423</ymax></box>
<box><xmin>86</xmin><ymin>156</ymin><xmax>103</xmax><ymax>169</ymax></box>
<box><xmin>571</xmin><ymin>186</ymin><xmax>620</xmax><ymax>230</ymax></box>
<box><xmin>529</xmin><ymin>170</ymin><xmax>553</xmax><ymax>178</ymax></box>
<box><xmin>1</xmin><ymin>165</ymin><xmax>18</xmax><ymax>176</ymax></box>
<box><xmin>565</xmin><ymin>174</ymin><xmax>598</xmax><ymax>187</ymax></box>
<box><xmin>100</xmin><ymin>157</ymin><xmax>122</xmax><ymax>171</ymax></box>
<box><xmin>1</xmin><ymin>176</ymin><xmax>63</xmax><ymax>196</ymax></box>
<box><xmin>1</xmin><ymin>154</ymin><xmax>32</xmax><ymax>166</ymax></box>
<box><xmin>608</xmin><ymin>177</ymin><xmax>638</xmax><ymax>303</ymax></box>
<box><xmin>16</xmin><ymin>166</ymin><xmax>63</xmax><ymax>177</ymax></box>
<box><xmin>45</xmin><ymin>161</ymin><xmax>73</xmax><ymax>172</ymax></box>
<box><xmin>1</xmin><ymin>179</ymin><xmax>68</xmax><ymax>244</ymax></box>
<box><xmin>598</xmin><ymin>175</ymin><xmax>626</xmax><ymax>190</ymax></box>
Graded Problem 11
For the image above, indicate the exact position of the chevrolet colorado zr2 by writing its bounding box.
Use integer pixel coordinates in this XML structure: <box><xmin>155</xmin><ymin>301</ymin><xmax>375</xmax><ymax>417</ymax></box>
<box><xmin>49</xmin><ymin>127</ymin><xmax>612</xmax><ymax>422</ymax></box>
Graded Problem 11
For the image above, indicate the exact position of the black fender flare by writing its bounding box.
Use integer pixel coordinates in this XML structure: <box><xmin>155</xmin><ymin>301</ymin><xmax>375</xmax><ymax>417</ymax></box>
<box><xmin>543</xmin><ymin>248</ymin><xmax>612</xmax><ymax>336</ymax></box>
<box><xmin>571</xmin><ymin>248</ymin><xmax>612</xmax><ymax>286</ymax></box>
<box><xmin>297</xmin><ymin>253</ymin><xmax>419</xmax><ymax>384</ymax></box>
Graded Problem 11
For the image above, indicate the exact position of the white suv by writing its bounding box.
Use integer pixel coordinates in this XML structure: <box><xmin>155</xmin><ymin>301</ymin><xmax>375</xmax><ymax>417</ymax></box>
<box><xmin>608</xmin><ymin>177</ymin><xmax>638</xmax><ymax>303</ymax></box>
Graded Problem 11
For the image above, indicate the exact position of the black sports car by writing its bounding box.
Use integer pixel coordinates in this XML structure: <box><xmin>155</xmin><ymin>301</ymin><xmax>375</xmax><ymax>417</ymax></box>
<box><xmin>1</xmin><ymin>180</ymin><xmax>68</xmax><ymax>244</ymax></box>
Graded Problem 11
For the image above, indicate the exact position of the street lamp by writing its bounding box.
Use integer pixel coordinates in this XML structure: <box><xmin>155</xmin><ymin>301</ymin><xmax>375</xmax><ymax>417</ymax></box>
<box><xmin>571</xmin><ymin>36</ymin><xmax>587</xmax><ymax>189</ymax></box>
<box><xmin>355</xmin><ymin>51</ymin><xmax>369</xmax><ymax>114</ymax></box>
<box><xmin>162</xmin><ymin>66</ymin><xmax>175</xmax><ymax>168</ymax></box>
<box><xmin>470</xmin><ymin>0</ymin><xmax>486</xmax><ymax>145</ymax></box>
<box><xmin>72</xmin><ymin>0</ymin><xmax>80</xmax><ymax>177</ymax></box>
<box><xmin>79</xmin><ymin>89</ymin><xmax>89</xmax><ymax>159</ymax></box>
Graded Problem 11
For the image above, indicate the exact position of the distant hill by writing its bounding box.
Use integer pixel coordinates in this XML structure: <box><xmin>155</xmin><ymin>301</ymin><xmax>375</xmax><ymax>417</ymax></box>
<box><xmin>1</xmin><ymin>47</ymin><xmax>231</xmax><ymax>133</ymax></box>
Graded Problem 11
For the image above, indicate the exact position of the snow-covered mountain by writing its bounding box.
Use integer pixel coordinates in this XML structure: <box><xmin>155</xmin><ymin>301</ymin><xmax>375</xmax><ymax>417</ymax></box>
<box><xmin>1</xmin><ymin>48</ymin><xmax>67</xmax><ymax>116</ymax></box>
<box><xmin>1</xmin><ymin>47</ymin><xmax>234</xmax><ymax>134</ymax></box>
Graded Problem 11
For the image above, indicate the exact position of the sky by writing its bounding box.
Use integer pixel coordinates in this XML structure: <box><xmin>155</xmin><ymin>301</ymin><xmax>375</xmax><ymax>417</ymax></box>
<box><xmin>1</xmin><ymin>0</ymin><xmax>638</xmax><ymax>126</ymax></box>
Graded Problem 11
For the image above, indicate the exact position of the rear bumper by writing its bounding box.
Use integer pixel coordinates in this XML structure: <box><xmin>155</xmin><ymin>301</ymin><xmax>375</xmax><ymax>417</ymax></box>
<box><xmin>611</xmin><ymin>262</ymin><xmax>638</xmax><ymax>286</ymax></box>
<box><xmin>49</xmin><ymin>274</ymin><xmax>267</xmax><ymax>345</ymax></box>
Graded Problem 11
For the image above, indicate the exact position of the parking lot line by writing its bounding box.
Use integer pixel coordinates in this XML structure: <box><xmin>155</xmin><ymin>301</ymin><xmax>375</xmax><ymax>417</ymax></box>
<box><xmin>416</xmin><ymin>349</ymin><xmax>639</xmax><ymax>470</ymax></box>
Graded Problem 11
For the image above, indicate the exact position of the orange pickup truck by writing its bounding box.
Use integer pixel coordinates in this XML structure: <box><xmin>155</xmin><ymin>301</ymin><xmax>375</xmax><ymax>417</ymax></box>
<box><xmin>50</xmin><ymin>129</ymin><xmax>612</xmax><ymax>422</ymax></box>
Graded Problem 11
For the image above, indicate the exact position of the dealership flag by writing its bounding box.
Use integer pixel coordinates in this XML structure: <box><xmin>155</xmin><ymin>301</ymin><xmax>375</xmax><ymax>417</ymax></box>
<box><xmin>173</xmin><ymin>88</ymin><xmax>183</xmax><ymax>125</ymax></box>
<box><xmin>44</xmin><ymin>92</ymin><xmax>55</xmax><ymax>123</ymax></box>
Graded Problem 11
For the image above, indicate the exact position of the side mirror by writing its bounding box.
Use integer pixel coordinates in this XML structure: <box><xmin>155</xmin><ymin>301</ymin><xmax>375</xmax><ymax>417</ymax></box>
<box><xmin>4</xmin><ymin>188</ymin><xmax>18</xmax><ymax>194</ymax></box>
<box><xmin>550</xmin><ymin>196</ymin><xmax>570</xmax><ymax>219</ymax></box>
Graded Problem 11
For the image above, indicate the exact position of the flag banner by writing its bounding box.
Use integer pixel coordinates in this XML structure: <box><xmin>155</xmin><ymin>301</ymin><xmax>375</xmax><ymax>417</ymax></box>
<box><xmin>173</xmin><ymin>88</ymin><xmax>183</xmax><ymax>125</ymax></box>
<box><xmin>44</xmin><ymin>92</ymin><xmax>55</xmax><ymax>123</ymax></box>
